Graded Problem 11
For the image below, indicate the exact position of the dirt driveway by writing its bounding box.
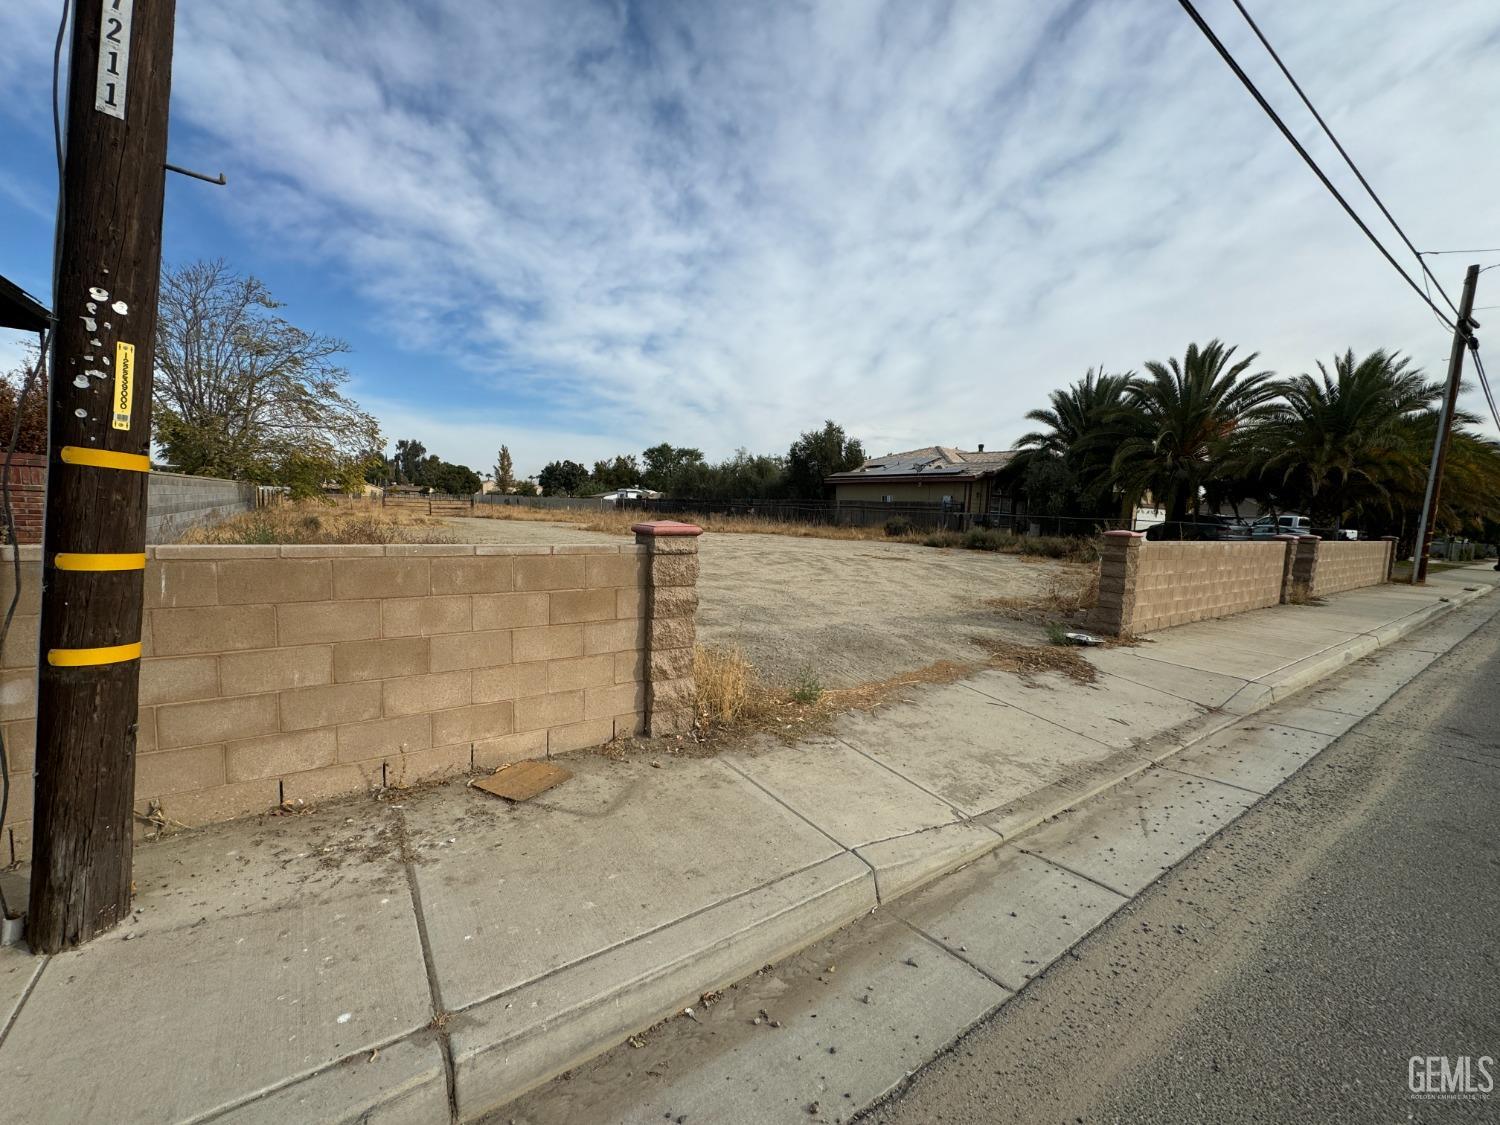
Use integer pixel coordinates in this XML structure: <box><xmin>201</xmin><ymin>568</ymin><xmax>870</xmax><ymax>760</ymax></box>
<box><xmin>444</xmin><ymin>517</ymin><xmax>1085</xmax><ymax>688</ymax></box>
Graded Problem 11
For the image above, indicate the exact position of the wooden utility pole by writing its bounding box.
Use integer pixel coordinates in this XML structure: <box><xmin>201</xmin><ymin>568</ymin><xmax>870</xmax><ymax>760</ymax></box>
<box><xmin>1411</xmin><ymin>264</ymin><xmax>1481</xmax><ymax>585</ymax></box>
<box><xmin>28</xmin><ymin>0</ymin><xmax>176</xmax><ymax>952</ymax></box>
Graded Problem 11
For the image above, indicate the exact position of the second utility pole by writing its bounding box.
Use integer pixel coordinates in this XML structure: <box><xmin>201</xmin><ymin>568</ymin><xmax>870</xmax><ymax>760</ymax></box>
<box><xmin>1411</xmin><ymin>264</ymin><xmax>1480</xmax><ymax>585</ymax></box>
<box><xmin>28</xmin><ymin>0</ymin><xmax>177</xmax><ymax>952</ymax></box>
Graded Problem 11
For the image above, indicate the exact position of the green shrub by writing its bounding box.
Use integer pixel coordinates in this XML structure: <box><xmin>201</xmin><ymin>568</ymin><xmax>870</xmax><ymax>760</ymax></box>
<box><xmin>884</xmin><ymin>516</ymin><xmax>915</xmax><ymax>537</ymax></box>
<box><xmin>790</xmin><ymin>666</ymin><xmax>823</xmax><ymax>704</ymax></box>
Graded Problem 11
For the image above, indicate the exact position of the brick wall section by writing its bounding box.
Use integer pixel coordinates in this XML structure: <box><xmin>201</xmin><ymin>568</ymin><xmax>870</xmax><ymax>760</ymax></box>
<box><xmin>0</xmin><ymin>539</ymin><xmax>697</xmax><ymax>864</ymax></box>
<box><xmin>1311</xmin><ymin>540</ymin><xmax>1397</xmax><ymax>598</ymax></box>
<box><xmin>2</xmin><ymin>453</ymin><xmax>46</xmax><ymax>544</ymax></box>
<box><xmin>633</xmin><ymin>521</ymin><xmax>703</xmax><ymax>735</ymax></box>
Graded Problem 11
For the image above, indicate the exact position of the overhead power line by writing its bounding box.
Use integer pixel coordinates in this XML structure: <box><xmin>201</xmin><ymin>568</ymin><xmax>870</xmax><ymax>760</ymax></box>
<box><xmin>1227</xmin><ymin>0</ymin><xmax>1460</xmax><ymax>317</ymax></box>
<box><xmin>1174</xmin><ymin>0</ymin><xmax>1454</xmax><ymax>330</ymax></box>
<box><xmin>1421</xmin><ymin>247</ymin><xmax>1500</xmax><ymax>256</ymax></box>
<box><xmin>1472</xmin><ymin>343</ymin><xmax>1500</xmax><ymax>436</ymax></box>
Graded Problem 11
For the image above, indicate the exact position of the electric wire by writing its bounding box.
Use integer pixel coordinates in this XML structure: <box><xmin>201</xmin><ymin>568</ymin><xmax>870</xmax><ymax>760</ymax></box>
<box><xmin>1175</xmin><ymin>0</ymin><xmax>1454</xmax><ymax>331</ymax></box>
<box><xmin>1228</xmin><ymin>0</ymin><xmax>1460</xmax><ymax>317</ymax></box>
<box><xmin>1471</xmin><ymin>343</ymin><xmax>1500</xmax><ymax>437</ymax></box>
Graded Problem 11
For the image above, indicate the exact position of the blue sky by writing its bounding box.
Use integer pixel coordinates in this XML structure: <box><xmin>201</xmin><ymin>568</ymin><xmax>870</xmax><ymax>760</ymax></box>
<box><xmin>2</xmin><ymin>0</ymin><xmax>1498</xmax><ymax>479</ymax></box>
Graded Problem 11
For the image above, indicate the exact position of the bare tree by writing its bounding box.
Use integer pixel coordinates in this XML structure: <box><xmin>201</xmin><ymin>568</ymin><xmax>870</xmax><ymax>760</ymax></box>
<box><xmin>154</xmin><ymin>259</ymin><xmax>381</xmax><ymax>484</ymax></box>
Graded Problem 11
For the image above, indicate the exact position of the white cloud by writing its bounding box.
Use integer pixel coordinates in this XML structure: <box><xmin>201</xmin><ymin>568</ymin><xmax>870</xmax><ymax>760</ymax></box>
<box><xmin>4</xmin><ymin>0</ymin><xmax>1499</xmax><ymax>473</ymax></box>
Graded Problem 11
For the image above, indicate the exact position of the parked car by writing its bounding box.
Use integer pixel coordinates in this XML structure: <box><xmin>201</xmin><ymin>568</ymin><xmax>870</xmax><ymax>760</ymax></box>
<box><xmin>1250</xmin><ymin>513</ymin><xmax>1311</xmax><ymax>538</ymax></box>
<box><xmin>1145</xmin><ymin>516</ymin><xmax>1250</xmax><ymax>541</ymax></box>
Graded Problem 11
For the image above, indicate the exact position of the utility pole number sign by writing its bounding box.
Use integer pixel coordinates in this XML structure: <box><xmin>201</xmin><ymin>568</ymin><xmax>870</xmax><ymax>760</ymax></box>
<box><xmin>94</xmin><ymin>0</ymin><xmax>133</xmax><ymax>120</ymax></box>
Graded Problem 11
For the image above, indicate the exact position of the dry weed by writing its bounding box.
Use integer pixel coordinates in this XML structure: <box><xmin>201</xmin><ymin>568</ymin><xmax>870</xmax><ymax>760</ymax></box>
<box><xmin>469</xmin><ymin>503</ymin><xmax>911</xmax><ymax>543</ymax></box>
<box><xmin>178</xmin><ymin>501</ymin><xmax>456</xmax><ymax>545</ymax></box>
<box><xmin>970</xmin><ymin>636</ymin><xmax>1098</xmax><ymax>684</ymax></box>
<box><xmin>986</xmin><ymin>566</ymin><xmax>1099</xmax><ymax>622</ymax></box>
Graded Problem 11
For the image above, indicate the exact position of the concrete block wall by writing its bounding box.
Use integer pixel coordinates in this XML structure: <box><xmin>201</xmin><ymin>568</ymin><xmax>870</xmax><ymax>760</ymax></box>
<box><xmin>145</xmin><ymin>471</ymin><xmax>258</xmax><ymax>542</ymax></box>
<box><xmin>0</xmin><ymin>537</ymin><xmax>704</xmax><ymax>864</ymax></box>
<box><xmin>2</xmin><ymin>460</ymin><xmax>256</xmax><ymax>544</ymax></box>
<box><xmin>1090</xmin><ymin>532</ymin><xmax>1395</xmax><ymax>637</ymax></box>
<box><xmin>1311</xmin><ymin>540</ymin><xmax>1396</xmax><ymax>598</ymax></box>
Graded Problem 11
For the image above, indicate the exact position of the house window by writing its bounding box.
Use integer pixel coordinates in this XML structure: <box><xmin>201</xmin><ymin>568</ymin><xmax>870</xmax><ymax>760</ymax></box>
<box><xmin>941</xmin><ymin>495</ymin><xmax>953</xmax><ymax>505</ymax></box>
<box><xmin>881</xmin><ymin>494</ymin><xmax>894</xmax><ymax>503</ymax></box>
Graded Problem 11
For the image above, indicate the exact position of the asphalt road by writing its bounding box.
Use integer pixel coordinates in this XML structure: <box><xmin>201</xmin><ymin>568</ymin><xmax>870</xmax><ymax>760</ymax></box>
<box><xmin>863</xmin><ymin>606</ymin><xmax>1500</xmax><ymax>1125</ymax></box>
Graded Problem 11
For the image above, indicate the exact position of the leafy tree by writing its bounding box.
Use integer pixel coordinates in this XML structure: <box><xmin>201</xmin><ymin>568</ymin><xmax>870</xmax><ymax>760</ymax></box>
<box><xmin>785</xmin><ymin>421</ymin><xmax>865</xmax><ymax>499</ymax></box>
<box><xmin>494</xmin><ymin>445</ymin><xmax>515</xmax><ymax>494</ymax></box>
<box><xmin>0</xmin><ymin>352</ymin><xmax>48</xmax><ymax>455</ymax></box>
<box><xmin>425</xmin><ymin>459</ymin><xmax>482</xmax><ymax>496</ymax></box>
<box><xmin>1109</xmin><ymin>340</ymin><xmax>1278</xmax><ymax>522</ymax></box>
<box><xmin>153</xmin><ymin>259</ymin><xmax>381</xmax><ymax>485</ymax></box>
<box><xmin>640</xmin><ymin>443</ymin><xmax>705</xmax><ymax>494</ymax></box>
<box><xmin>393</xmin><ymin>439</ymin><xmax>427</xmax><ymax>485</ymax></box>
<box><xmin>538</xmin><ymin>459</ymin><xmax>590</xmax><ymax>496</ymax></box>
<box><xmin>589</xmin><ymin>454</ymin><xmax>642</xmax><ymax>492</ymax></box>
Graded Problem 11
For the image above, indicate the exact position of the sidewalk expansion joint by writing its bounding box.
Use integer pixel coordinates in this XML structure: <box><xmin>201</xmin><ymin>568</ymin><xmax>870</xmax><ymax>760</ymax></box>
<box><xmin>897</xmin><ymin>916</ymin><xmax>1015</xmax><ymax>993</ymax></box>
<box><xmin>958</xmin><ymin>681</ymin><xmax>1116</xmax><ymax>752</ymax></box>
<box><xmin>832</xmin><ymin>735</ymin><xmax>972</xmax><ymax>821</ymax></box>
<box><xmin>1157</xmin><ymin>765</ymin><xmax>1269</xmax><ymax>798</ymax></box>
<box><xmin>1014</xmin><ymin>848</ymin><xmax>1131</xmax><ymax>900</ymax></box>
<box><xmin>445</xmin><ymin>852</ymin><xmax>852</xmax><ymax>1020</ymax></box>
<box><xmin>717</xmin><ymin>758</ymin><xmax>880</xmax><ymax>896</ymax></box>
<box><xmin>0</xmin><ymin>953</ymin><xmax>48</xmax><ymax>1050</ymax></box>
<box><xmin>190</xmin><ymin>1027</ymin><xmax>429</xmax><ymax>1125</ymax></box>
<box><xmin>398</xmin><ymin>805</ymin><xmax>459</xmax><ymax>1124</ymax></box>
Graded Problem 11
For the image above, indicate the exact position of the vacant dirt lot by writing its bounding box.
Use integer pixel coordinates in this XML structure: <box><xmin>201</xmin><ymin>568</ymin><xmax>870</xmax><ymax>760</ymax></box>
<box><xmin>444</xmin><ymin>517</ymin><xmax>1087</xmax><ymax>689</ymax></box>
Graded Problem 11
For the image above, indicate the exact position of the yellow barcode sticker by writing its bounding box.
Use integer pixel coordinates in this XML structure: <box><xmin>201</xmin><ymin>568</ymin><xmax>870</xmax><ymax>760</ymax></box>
<box><xmin>112</xmin><ymin>341</ymin><xmax>135</xmax><ymax>431</ymax></box>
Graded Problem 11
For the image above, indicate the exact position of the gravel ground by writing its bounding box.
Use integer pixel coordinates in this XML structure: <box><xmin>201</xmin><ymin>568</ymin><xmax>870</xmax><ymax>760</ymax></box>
<box><xmin>444</xmin><ymin>517</ymin><xmax>1084</xmax><ymax>688</ymax></box>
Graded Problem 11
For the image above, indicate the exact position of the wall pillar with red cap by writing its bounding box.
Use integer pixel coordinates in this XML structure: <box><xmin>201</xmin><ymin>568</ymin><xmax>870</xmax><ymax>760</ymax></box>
<box><xmin>632</xmin><ymin>520</ymin><xmax>703</xmax><ymax>736</ymax></box>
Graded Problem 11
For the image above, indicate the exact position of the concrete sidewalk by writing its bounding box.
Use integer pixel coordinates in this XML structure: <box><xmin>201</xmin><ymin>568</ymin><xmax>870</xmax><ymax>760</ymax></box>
<box><xmin>0</xmin><ymin>565</ymin><xmax>1493</xmax><ymax>1124</ymax></box>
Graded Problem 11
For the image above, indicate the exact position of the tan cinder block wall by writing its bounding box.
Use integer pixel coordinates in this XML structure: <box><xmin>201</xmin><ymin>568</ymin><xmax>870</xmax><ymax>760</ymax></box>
<box><xmin>1310</xmin><ymin>540</ymin><xmax>1394</xmax><ymax>598</ymax></box>
<box><xmin>0</xmin><ymin>541</ymin><xmax>683</xmax><ymax>863</ymax></box>
<box><xmin>1090</xmin><ymin>533</ymin><xmax>1291</xmax><ymax>636</ymax></box>
<box><xmin>633</xmin><ymin>521</ymin><xmax>703</xmax><ymax>735</ymax></box>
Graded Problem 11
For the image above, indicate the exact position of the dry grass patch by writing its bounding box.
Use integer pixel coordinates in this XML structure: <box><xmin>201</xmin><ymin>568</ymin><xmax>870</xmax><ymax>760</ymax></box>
<box><xmin>468</xmin><ymin>504</ymin><xmax>1105</xmax><ymax>561</ymax></box>
<box><xmin>470</xmin><ymin>503</ymin><xmax>906</xmax><ymax>542</ymax></box>
<box><xmin>971</xmin><ymin>635</ymin><xmax>1099</xmax><ymax>685</ymax></box>
<box><xmin>986</xmin><ymin>565</ymin><xmax>1100</xmax><ymax>623</ymax></box>
<box><xmin>179</xmin><ymin>501</ymin><xmax>456</xmax><ymax>545</ymax></box>
<box><xmin>680</xmin><ymin>638</ymin><xmax>1098</xmax><ymax>749</ymax></box>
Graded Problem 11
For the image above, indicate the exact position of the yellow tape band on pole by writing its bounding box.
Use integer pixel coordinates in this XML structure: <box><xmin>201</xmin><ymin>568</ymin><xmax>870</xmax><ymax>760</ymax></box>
<box><xmin>58</xmin><ymin>446</ymin><xmax>151</xmax><ymax>473</ymax></box>
<box><xmin>53</xmin><ymin>552</ymin><xmax>147</xmax><ymax>572</ymax></box>
<box><xmin>46</xmin><ymin>641</ymin><xmax>143</xmax><ymax>667</ymax></box>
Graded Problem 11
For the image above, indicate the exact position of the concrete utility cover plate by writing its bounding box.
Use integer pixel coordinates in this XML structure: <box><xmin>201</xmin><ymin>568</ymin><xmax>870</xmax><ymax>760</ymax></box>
<box><xmin>472</xmin><ymin>761</ymin><xmax>572</xmax><ymax>802</ymax></box>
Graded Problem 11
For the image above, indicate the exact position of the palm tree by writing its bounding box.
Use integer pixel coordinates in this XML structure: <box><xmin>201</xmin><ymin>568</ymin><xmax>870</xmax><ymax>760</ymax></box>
<box><xmin>1109</xmin><ymin>340</ymin><xmax>1278</xmax><ymax>522</ymax></box>
<box><xmin>1014</xmin><ymin>368</ymin><xmax>1136</xmax><ymax>518</ymax></box>
<box><xmin>1250</xmin><ymin>349</ymin><xmax>1439</xmax><ymax>530</ymax></box>
<box><xmin>1016</xmin><ymin>368</ymin><xmax>1137</xmax><ymax>456</ymax></box>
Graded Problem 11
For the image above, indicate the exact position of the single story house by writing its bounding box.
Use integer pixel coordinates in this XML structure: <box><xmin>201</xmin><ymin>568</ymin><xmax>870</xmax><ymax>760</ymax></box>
<box><xmin>825</xmin><ymin>445</ymin><xmax>1026</xmax><ymax>520</ymax></box>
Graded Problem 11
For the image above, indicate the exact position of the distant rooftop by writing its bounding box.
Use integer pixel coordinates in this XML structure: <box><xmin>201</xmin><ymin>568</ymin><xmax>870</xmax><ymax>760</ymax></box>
<box><xmin>825</xmin><ymin>445</ymin><xmax>1019</xmax><ymax>483</ymax></box>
